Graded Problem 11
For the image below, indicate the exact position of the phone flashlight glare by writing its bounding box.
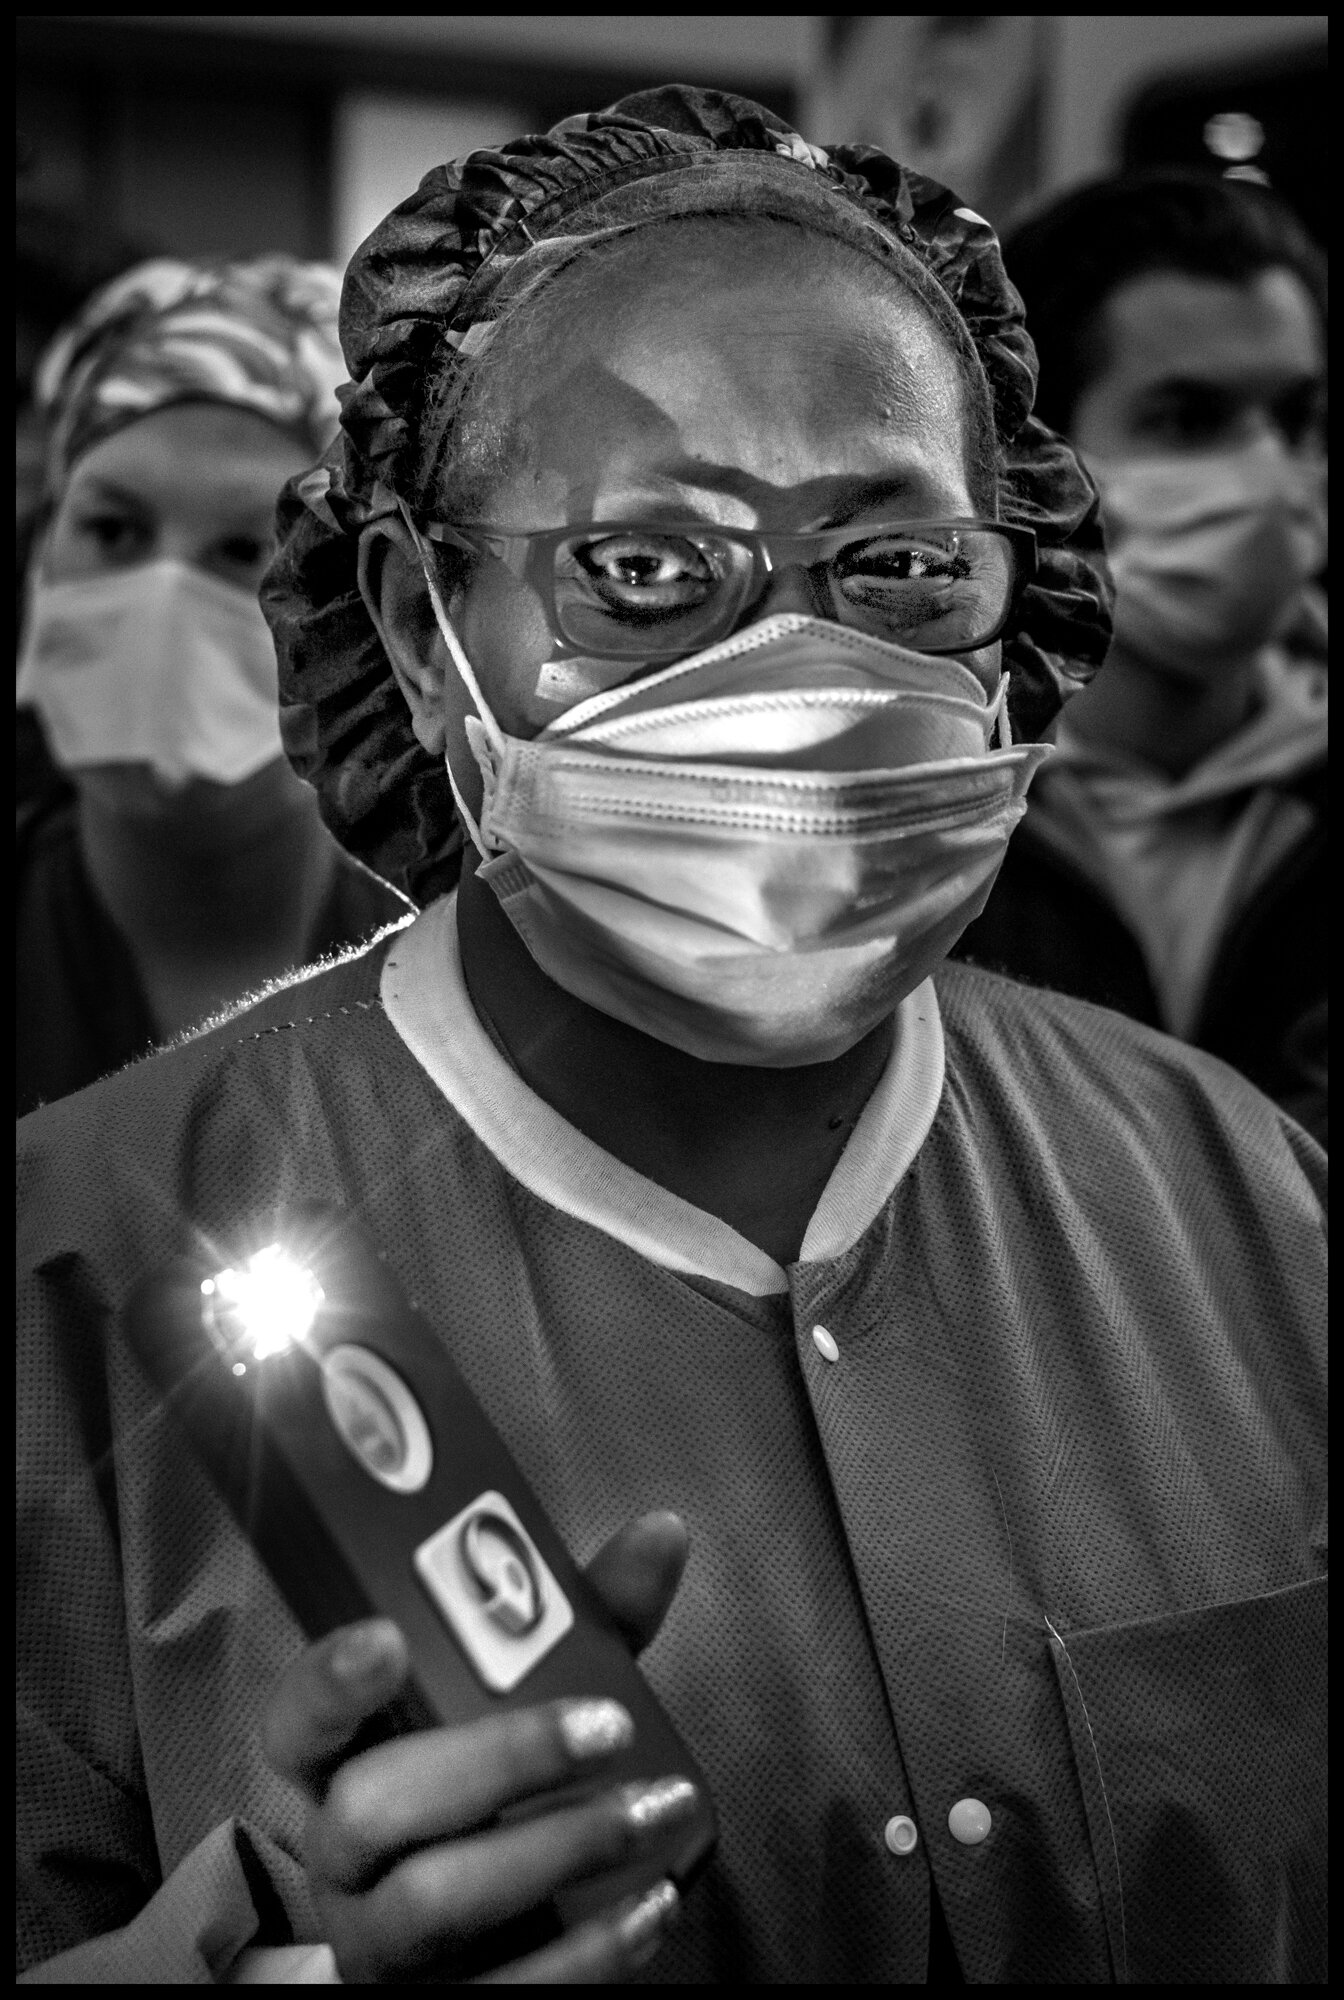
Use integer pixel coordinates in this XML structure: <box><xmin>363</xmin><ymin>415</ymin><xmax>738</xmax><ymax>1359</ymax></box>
<box><xmin>201</xmin><ymin>1243</ymin><xmax>325</xmax><ymax>1367</ymax></box>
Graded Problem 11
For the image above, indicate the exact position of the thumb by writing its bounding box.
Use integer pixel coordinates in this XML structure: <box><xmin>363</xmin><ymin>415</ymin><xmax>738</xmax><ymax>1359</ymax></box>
<box><xmin>263</xmin><ymin>1619</ymin><xmax>410</xmax><ymax>1798</ymax></box>
<box><xmin>584</xmin><ymin>1510</ymin><xmax>689</xmax><ymax>1655</ymax></box>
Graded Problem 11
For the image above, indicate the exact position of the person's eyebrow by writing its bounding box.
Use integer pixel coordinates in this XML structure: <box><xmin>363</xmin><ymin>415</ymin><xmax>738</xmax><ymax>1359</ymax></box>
<box><xmin>1131</xmin><ymin>377</ymin><xmax>1237</xmax><ymax>404</ymax></box>
<box><xmin>1135</xmin><ymin>366</ymin><xmax>1324</xmax><ymax>401</ymax></box>
<box><xmin>72</xmin><ymin>472</ymin><xmax>282</xmax><ymax>525</ymax></box>
<box><xmin>812</xmin><ymin>471</ymin><xmax>943</xmax><ymax>527</ymax></box>
<box><xmin>635</xmin><ymin>460</ymin><xmax>937</xmax><ymax>524</ymax></box>
<box><xmin>70</xmin><ymin>476</ymin><xmax>154</xmax><ymax>511</ymax></box>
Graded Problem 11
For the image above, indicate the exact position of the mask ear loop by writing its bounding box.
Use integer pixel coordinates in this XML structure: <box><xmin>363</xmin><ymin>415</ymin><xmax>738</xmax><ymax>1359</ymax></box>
<box><xmin>397</xmin><ymin>501</ymin><xmax>503</xmax><ymax>859</ymax></box>
<box><xmin>990</xmin><ymin>670</ymin><xmax>1013</xmax><ymax>750</ymax></box>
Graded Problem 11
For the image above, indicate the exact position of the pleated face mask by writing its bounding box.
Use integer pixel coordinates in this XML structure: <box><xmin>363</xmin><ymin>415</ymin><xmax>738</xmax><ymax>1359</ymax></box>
<box><xmin>420</xmin><ymin>544</ymin><xmax>1051</xmax><ymax>1067</ymax></box>
<box><xmin>16</xmin><ymin>558</ymin><xmax>284</xmax><ymax>788</ymax></box>
<box><xmin>1086</xmin><ymin>438</ymin><xmax>1328</xmax><ymax>673</ymax></box>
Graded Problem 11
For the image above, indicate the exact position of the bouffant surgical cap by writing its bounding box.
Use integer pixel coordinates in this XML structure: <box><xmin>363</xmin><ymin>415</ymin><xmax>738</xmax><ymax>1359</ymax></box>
<box><xmin>36</xmin><ymin>255</ymin><xmax>346</xmax><ymax>488</ymax></box>
<box><xmin>263</xmin><ymin>86</ymin><xmax>1113</xmax><ymax>905</ymax></box>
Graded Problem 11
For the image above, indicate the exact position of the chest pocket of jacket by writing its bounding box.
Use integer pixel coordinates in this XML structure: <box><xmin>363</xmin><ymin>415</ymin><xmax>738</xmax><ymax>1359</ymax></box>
<box><xmin>1046</xmin><ymin>1574</ymin><xmax>1325</xmax><ymax>1985</ymax></box>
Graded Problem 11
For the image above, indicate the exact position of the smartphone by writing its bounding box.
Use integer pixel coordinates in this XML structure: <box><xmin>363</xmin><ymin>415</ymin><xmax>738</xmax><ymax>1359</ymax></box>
<box><xmin>123</xmin><ymin>1200</ymin><xmax>716</xmax><ymax>1926</ymax></box>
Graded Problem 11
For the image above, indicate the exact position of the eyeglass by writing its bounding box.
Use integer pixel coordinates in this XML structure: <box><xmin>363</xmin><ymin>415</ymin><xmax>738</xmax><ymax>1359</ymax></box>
<box><xmin>422</xmin><ymin>516</ymin><xmax>1037</xmax><ymax>664</ymax></box>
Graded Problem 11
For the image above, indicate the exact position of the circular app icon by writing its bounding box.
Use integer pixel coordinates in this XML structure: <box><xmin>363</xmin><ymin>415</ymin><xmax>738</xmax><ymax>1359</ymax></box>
<box><xmin>321</xmin><ymin>1344</ymin><xmax>433</xmax><ymax>1494</ymax></box>
<box><xmin>460</xmin><ymin>1510</ymin><xmax>545</xmax><ymax>1635</ymax></box>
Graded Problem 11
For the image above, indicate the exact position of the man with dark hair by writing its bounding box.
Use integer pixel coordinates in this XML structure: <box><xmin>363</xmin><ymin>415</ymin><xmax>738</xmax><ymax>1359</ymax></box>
<box><xmin>998</xmin><ymin>170</ymin><xmax>1326</xmax><ymax>439</ymax></box>
<box><xmin>954</xmin><ymin>171</ymin><xmax>1327</xmax><ymax>1143</ymax></box>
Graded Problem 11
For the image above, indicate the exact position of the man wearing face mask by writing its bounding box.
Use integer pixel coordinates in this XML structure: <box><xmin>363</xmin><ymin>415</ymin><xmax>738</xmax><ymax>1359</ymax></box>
<box><xmin>15</xmin><ymin>258</ymin><xmax>411</xmax><ymax>1117</ymax></box>
<box><xmin>953</xmin><ymin>172</ymin><xmax>1328</xmax><ymax>1144</ymax></box>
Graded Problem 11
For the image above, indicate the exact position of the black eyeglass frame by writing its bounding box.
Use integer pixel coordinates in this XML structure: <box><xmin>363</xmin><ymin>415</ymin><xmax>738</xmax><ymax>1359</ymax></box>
<box><xmin>421</xmin><ymin>516</ymin><xmax>1038</xmax><ymax>662</ymax></box>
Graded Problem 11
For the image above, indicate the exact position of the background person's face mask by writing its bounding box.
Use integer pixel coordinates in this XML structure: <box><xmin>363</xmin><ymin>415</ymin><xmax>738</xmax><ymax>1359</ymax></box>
<box><xmin>15</xmin><ymin>557</ymin><xmax>285</xmax><ymax>787</ymax></box>
<box><xmin>418</xmin><ymin>535</ymin><xmax>1049</xmax><ymax>1066</ymax></box>
<box><xmin>1086</xmin><ymin>437</ymin><xmax>1327</xmax><ymax>675</ymax></box>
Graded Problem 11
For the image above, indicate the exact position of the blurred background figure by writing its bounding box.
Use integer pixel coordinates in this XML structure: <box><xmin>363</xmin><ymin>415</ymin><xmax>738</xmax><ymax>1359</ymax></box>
<box><xmin>15</xmin><ymin>258</ymin><xmax>409</xmax><ymax>1117</ymax></box>
<box><xmin>811</xmin><ymin>15</ymin><xmax>1052</xmax><ymax>226</ymax></box>
<box><xmin>17</xmin><ymin>200</ymin><xmax>148</xmax><ymax>601</ymax></box>
<box><xmin>16</xmin><ymin>195</ymin><xmax>150</xmax><ymax>804</ymax></box>
<box><xmin>954</xmin><ymin>172</ymin><xmax>1327</xmax><ymax>1142</ymax></box>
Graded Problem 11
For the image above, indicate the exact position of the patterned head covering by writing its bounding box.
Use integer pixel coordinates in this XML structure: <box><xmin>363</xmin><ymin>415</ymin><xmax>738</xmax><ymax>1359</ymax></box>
<box><xmin>263</xmin><ymin>87</ymin><xmax>1113</xmax><ymax>905</ymax></box>
<box><xmin>36</xmin><ymin>255</ymin><xmax>346</xmax><ymax>488</ymax></box>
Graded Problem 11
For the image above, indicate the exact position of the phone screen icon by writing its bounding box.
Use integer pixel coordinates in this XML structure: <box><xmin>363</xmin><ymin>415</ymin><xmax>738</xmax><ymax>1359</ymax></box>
<box><xmin>415</xmin><ymin>1491</ymin><xmax>575</xmax><ymax>1691</ymax></box>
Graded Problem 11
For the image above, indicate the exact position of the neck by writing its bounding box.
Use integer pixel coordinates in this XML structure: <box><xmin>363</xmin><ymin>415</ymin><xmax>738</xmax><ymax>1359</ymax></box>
<box><xmin>1063</xmin><ymin>638</ymin><xmax>1260</xmax><ymax>778</ymax></box>
<box><xmin>456</xmin><ymin>853</ymin><xmax>893</xmax><ymax>1266</ymax></box>
<box><xmin>77</xmin><ymin>767</ymin><xmax>339</xmax><ymax>1028</ymax></box>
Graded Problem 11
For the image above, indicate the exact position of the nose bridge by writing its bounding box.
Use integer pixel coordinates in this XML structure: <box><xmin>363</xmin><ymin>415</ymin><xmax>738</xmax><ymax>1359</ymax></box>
<box><xmin>1259</xmin><ymin>414</ymin><xmax>1315</xmax><ymax>469</ymax></box>
<box><xmin>751</xmin><ymin>552</ymin><xmax>832</xmax><ymax>623</ymax></box>
<box><xmin>1234</xmin><ymin>401</ymin><xmax>1306</xmax><ymax>462</ymax></box>
<box><xmin>156</xmin><ymin>523</ymin><xmax>206</xmax><ymax>570</ymax></box>
<box><xmin>1245</xmin><ymin>403</ymin><xmax>1283</xmax><ymax>451</ymax></box>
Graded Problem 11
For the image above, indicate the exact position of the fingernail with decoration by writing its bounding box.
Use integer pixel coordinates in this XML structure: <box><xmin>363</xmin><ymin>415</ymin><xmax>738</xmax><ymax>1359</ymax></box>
<box><xmin>617</xmin><ymin>1879</ymin><xmax>680</xmax><ymax>1967</ymax></box>
<box><xmin>621</xmin><ymin>1776</ymin><xmax>699</xmax><ymax>1833</ymax></box>
<box><xmin>559</xmin><ymin>1698</ymin><xmax>635</xmax><ymax>1760</ymax></box>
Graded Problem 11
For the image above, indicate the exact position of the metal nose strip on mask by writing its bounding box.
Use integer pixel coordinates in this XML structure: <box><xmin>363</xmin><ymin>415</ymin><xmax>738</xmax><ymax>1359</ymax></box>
<box><xmin>565</xmin><ymin>688</ymin><xmax>1001</xmax><ymax>771</ymax></box>
<box><xmin>546</xmin><ymin>613</ymin><xmax>993</xmax><ymax>737</ymax></box>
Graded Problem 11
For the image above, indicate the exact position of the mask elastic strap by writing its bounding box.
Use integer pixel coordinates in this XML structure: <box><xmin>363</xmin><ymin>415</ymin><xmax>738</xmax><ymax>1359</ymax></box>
<box><xmin>991</xmin><ymin>670</ymin><xmax>1013</xmax><ymax>750</ymax></box>
<box><xmin>398</xmin><ymin>502</ymin><xmax>503</xmax><ymax>858</ymax></box>
<box><xmin>444</xmin><ymin>733</ymin><xmax>492</xmax><ymax>861</ymax></box>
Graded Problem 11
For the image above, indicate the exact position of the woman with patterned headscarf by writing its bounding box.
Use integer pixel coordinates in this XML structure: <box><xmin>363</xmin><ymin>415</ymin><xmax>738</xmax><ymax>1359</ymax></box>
<box><xmin>15</xmin><ymin>257</ymin><xmax>409</xmax><ymax>1115</ymax></box>
<box><xmin>17</xmin><ymin>92</ymin><xmax>1323</xmax><ymax>1984</ymax></box>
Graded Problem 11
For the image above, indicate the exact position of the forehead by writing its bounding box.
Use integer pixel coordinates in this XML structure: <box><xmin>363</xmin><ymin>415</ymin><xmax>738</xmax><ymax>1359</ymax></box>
<box><xmin>477</xmin><ymin>241</ymin><xmax>973</xmax><ymax>526</ymax></box>
<box><xmin>1096</xmin><ymin>267</ymin><xmax>1323</xmax><ymax>396</ymax></box>
<box><xmin>63</xmin><ymin>402</ymin><xmax>308</xmax><ymax>512</ymax></box>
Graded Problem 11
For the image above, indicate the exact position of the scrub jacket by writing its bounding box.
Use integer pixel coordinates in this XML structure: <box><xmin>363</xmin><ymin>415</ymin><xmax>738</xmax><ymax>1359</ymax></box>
<box><xmin>17</xmin><ymin>896</ymin><xmax>1327</xmax><ymax>1983</ymax></box>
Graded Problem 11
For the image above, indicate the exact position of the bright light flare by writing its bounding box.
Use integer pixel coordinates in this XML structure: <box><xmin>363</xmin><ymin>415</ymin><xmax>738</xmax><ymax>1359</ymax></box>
<box><xmin>1203</xmin><ymin>110</ymin><xmax>1265</xmax><ymax>163</ymax></box>
<box><xmin>201</xmin><ymin>1243</ymin><xmax>325</xmax><ymax>1361</ymax></box>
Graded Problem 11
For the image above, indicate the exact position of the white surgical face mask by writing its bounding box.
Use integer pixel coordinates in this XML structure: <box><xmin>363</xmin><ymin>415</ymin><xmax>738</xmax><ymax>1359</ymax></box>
<box><xmin>416</xmin><ymin>534</ymin><xmax>1050</xmax><ymax>1067</ymax></box>
<box><xmin>1087</xmin><ymin>437</ymin><xmax>1327</xmax><ymax>673</ymax></box>
<box><xmin>15</xmin><ymin>558</ymin><xmax>285</xmax><ymax>787</ymax></box>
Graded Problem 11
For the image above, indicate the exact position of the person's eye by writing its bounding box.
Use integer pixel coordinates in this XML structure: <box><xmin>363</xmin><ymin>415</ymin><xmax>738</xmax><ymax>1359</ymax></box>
<box><xmin>568</xmin><ymin>532</ymin><xmax>721</xmax><ymax>617</ymax></box>
<box><xmin>1132</xmin><ymin>388</ymin><xmax>1237</xmax><ymax>448</ymax></box>
<box><xmin>72</xmin><ymin>511</ymin><xmax>150</xmax><ymax>563</ymax></box>
<box><xmin>836</xmin><ymin>536</ymin><xmax>967</xmax><ymax>597</ymax></box>
<box><xmin>215</xmin><ymin>533</ymin><xmax>273</xmax><ymax>570</ymax></box>
<box><xmin>1274</xmin><ymin>384</ymin><xmax>1328</xmax><ymax>453</ymax></box>
<box><xmin>1157</xmin><ymin>412</ymin><xmax>1227</xmax><ymax>446</ymax></box>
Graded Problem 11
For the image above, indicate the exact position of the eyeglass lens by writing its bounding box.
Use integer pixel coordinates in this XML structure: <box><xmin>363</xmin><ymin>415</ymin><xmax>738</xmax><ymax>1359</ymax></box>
<box><xmin>553</xmin><ymin>525</ymin><xmax>1015</xmax><ymax>658</ymax></box>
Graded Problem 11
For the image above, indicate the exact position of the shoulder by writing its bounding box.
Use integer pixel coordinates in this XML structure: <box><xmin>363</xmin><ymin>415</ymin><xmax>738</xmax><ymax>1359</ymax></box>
<box><xmin>932</xmin><ymin>958</ymin><xmax>1326</xmax><ymax>1221</ymax></box>
<box><xmin>166</xmin><ymin>912</ymin><xmax>411</xmax><ymax>1054</ymax></box>
<box><xmin>17</xmin><ymin>921</ymin><xmax>419</xmax><ymax>1269</ymax></box>
<box><xmin>933</xmin><ymin>954</ymin><xmax>1309</xmax><ymax>1133</ymax></box>
<box><xmin>939</xmin><ymin>952</ymin><xmax>1271</xmax><ymax>1099</ymax></box>
<box><xmin>19</xmin><ymin>917</ymin><xmax>404</xmax><ymax>1117</ymax></box>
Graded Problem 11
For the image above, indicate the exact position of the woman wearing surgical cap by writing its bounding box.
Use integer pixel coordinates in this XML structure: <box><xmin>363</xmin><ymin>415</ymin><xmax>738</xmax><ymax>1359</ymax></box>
<box><xmin>15</xmin><ymin>258</ymin><xmax>410</xmax><ymax>1116</ymax></box>
<box><xmin>18</xmin><ymin>92</ymin><xmax>1324</xmax><ymax>1984</ymax></box>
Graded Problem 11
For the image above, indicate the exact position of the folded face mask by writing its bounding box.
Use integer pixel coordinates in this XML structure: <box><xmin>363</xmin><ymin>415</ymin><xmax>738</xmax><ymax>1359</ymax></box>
<box><xmin>416</xmin><ymin>532</ymin><xmax>1049</xmax><ymax>1067</ymax></box>
<box><xmin>1087</xmin><ymin>437</ymin><xmax>1327</xmax><ymax>674</ymax></box>
<box><xmin>16</xmin><ymin>557</ymin><xmax>285</xmax><ymax>787</ymax></box>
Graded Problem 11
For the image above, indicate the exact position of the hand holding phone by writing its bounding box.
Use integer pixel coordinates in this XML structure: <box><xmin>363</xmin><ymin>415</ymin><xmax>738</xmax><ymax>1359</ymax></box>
<box><xmin>123</xmin><ymin>1204</ymin><xmax>716</xmax><ymax>1978</ymax></box>
<box><xmin>265</xmin><ymin>1515</ymin><xmax>694</xmax><ymax>1984</ymax></box>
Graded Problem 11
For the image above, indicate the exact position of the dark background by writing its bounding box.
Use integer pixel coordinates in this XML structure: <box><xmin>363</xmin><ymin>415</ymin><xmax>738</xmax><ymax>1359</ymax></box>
<box><xmin>1121</xmin><ymin>39</ymin><xmax>1326</xmax><ymax>246</ymax></box>
<box><xmin>16</xmin><ymin>15</ymin><xmax>799</xmax><ymax>266</ymax></box>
